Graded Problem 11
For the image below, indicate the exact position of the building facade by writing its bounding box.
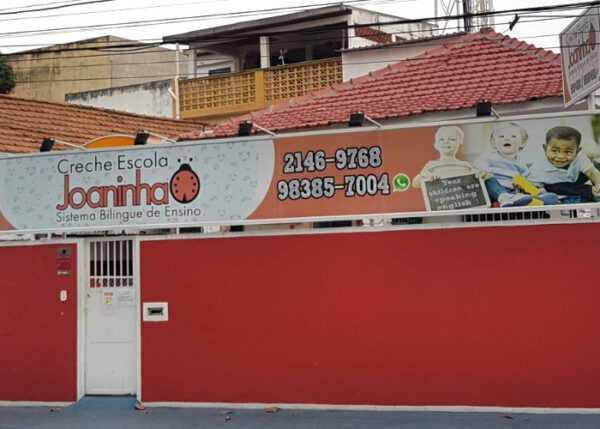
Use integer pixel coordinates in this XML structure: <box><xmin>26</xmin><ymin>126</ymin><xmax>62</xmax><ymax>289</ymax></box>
<box><xmin>2</xmin><ymin>28</ymin><xmax>600</xmax><ymax>411</ymax></box>
<box><xmin>6</xmin><ymin>36</ymin><xmax>191</xmax><ymax>104</ymax></box>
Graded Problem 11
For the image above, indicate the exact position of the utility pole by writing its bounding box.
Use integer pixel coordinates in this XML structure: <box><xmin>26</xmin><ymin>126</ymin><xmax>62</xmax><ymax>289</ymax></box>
<box><xmin>435</xmin><ymin>0</ymin><xmax>494</xmax><ymax>33</ymax></box>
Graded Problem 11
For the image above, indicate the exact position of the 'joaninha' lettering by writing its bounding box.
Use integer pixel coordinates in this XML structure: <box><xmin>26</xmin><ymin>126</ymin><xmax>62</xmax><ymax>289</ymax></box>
<box><xmin>56</xmin><ymin>170</ymin><xmax>169</xmax><ymax>210</ymax></box>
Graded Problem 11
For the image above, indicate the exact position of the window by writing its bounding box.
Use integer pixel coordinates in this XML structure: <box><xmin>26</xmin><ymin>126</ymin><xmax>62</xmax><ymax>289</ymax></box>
<box><xmin>208</xmin><ymin>67</ymin><xmax>231</xmax><ymax>76</ymax></box>
<box><xmin>461</xmin><ymin>211</ymin><xmax>550</xmax><ymax>223</ymax></box>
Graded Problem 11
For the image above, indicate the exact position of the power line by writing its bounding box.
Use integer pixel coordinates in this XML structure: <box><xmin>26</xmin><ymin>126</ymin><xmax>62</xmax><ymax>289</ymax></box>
<box><xmin>0</xmin><ymin>0</ymin><xmax>94</xmax><ymax>13</ymax></box>
<box><xmin>0</xmin><ymin>0</ymin><xmax>115</xmax><ymax>16</ymax></box>
<box><xmin>0</xmin><ymin>1</ymin><xmax>575</xmax><ymax>55</ymax></box>
<box><xmin>0</xmin><ymin>0</ymin><xmax>590</xmax><ymax>69</ymax></box>
<box><xmin>1</xmin><ymin>38</ymin><xmax>163</xmax><ymax>48</ymax></box>
<box><xmin>0</xmin><ymin>36</ymin><xmax>470</xmax><ymax>68</ymax></box>
<box><xmin>2</xmin><ymin>0</ymin><xmax>589</xmax><ymax>40</ymax></box>
<box><xmin>0</xmin><ymin>1</ymin><xmax>589</xmax><ymax>70</ymax></box>
<box><xmin>5</xmin><ymin>25</ymin><xmax>516</xmax><ymax>72</ymax></box>
<box><xmin>0</xmin><ymin>17</ymin><xmax>445</xmax><ymax>60</ymax></box>
<box><xmin>0</xmin><ymin>0</ymin><xmax>418</xmax><ymax>25</ymax></box>
<box><xmin>0</xmin><ymin>0</ymin><xmax>250</xmax><ymax>23</ymax></box>
<box><xmin>0</xmin><ymin>11</ymin><xmax>575</xmax><ymax>48</ymax></box>
<box><xmin>0</xmin><ymin>13</ymin><xmax>582</xmax><ymax>72</ymax></box>
<box><xmin>0</xmin><ymin>0</ymin><xmax>412</xmax><ymax>38</ymax></box>
<box><xmin>0</xmin><ymin>10</ymin><xmax>577</xmax><ymax>64</ymax></box>
<box><xmin>7</xmin><ymin>10</ymin><xmax>577</xmax><ymax>82</ymax></box>
<box><xmin>1</xmin><ymin>15</ymin><xmax>578</xmax><ymax>71</ymax></box>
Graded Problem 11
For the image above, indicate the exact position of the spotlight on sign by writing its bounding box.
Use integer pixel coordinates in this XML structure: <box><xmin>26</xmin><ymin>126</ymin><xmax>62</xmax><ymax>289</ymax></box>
<box><xmin>40</xmin><ymin>137</ymin><xmax>55</xmax><ymax>152</ymax></box>
<box><xmin>476</xmin><ymin>100</ymin><xmax>493</xmax><ymax>117</ymax></box>
<box><xmin>238</xmin><ymin>120</ymin><xmax>253</xmax><ymax>136</ymax></box>
<box><xmin>348</xmin><ymin>111</ymin><xmax>365</xmax><ymax>127</ymax></box>
<box><xmin>134</xmin><ymin>130</ymin><xmax>150</xmax><ymax>145</ymax></box>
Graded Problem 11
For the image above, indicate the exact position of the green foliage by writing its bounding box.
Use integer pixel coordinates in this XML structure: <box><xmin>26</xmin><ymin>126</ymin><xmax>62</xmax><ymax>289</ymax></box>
<box><xmin>0</xmin><ymin>57</ymin><xmax>15</xmax><ymax>94</ymax></box>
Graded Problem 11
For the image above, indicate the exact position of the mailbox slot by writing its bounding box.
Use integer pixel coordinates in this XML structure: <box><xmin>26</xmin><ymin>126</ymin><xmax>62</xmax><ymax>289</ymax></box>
<box><xmin>143</xmin><ymin>302</ymin><xmax>168</xmax><ymax>322</ymax></box>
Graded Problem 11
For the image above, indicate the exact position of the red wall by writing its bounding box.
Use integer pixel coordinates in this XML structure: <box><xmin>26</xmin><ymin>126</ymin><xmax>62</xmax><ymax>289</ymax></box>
<box><xmin>0</xmin><ymin>243</ymin><xmax>77</xmax><ymax>402</ymax></box>
<box><xmin>140</xmin><ymin>224</ymin><xmax>600</xmax><ymax>407</ymax></box>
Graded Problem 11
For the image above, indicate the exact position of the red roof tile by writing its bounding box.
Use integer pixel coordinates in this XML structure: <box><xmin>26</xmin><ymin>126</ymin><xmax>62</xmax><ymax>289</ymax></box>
<box><xmin>0</xmin><ymin>95</ymin><xmax>206</xmax><ymax>153</ymax></box>
<box><xmin>180</xmin><ymin>29</ymin><xmax>562</xmax><ymax>141</ymax></box>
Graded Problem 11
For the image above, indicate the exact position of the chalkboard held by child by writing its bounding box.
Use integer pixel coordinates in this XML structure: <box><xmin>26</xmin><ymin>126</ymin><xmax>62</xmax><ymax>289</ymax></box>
<box><xmin>413</xmin><ymin>125</ymin><xmax>485</xmax><ymax>188</ymax></box>
<box><xmin>528</xmin><ymin>126</ymin><xmax>600</xmax><ymax>202</ymax></box>
<box><xmin>473</xmin><ymin>122</ymin><xmax>558</xmax><ymax>207</ymax></box>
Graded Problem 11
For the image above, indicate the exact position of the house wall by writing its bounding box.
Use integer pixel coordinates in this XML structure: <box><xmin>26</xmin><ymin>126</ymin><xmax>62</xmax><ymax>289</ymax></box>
<box><xmin>0</xmin><ymin>243</ymin><xmax>77</xmax><ymax>402</ymax></box>
<box><xmin>66</xmin><ymin>79</ymin><xmax>175</xmax><ymax>118</ymax></box>
<box><xmin>140</xmin><ymin>223</ymin><xmax>600</xmax><ymax>407</ymax></box>
<box><xmin>342</xmin><ymin>34</ymin><xmax>463</xmax><ymax>81</ymax></box>
<box><xmin>7</xmin><ymin>36</ymin><xmax>191</xmax><ymax>104</ymax></box>
<box><xmin>109</xmin><ymin>44</ymin><xmax>192</xmax><ymax>88</ymax></box>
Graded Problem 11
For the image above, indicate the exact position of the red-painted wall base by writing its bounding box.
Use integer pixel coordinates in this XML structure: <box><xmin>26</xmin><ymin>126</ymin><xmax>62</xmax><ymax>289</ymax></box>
<box><xmin>0</xmin><ymin>243</ymin><xmax>77</xmax><ymax>402</ymax></box>
<box><xmin>140</xmin><ymin>224</ymin><xmax>600</xmax><ymax>407</ymax></box>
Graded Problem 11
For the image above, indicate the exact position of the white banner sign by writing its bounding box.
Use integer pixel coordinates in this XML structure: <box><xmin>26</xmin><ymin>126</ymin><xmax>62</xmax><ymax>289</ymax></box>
<box><xmin>0</xmin><ymin>140</ymin><xmax>275</xmax><ymax>233</ymax></box>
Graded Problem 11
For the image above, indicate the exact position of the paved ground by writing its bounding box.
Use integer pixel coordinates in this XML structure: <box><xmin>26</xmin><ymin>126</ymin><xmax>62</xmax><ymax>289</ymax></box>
<box><xmin>2</xmin><ymin>403</ymin><xmax>600</xmax><ymax>429</ymax></box>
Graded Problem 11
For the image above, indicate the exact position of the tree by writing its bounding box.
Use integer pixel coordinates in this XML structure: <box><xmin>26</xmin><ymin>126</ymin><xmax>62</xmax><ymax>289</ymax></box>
<box><xmin>0</xmin><ymin>56</ymin><xmax>15</xmax><ymax>94</ymax></box>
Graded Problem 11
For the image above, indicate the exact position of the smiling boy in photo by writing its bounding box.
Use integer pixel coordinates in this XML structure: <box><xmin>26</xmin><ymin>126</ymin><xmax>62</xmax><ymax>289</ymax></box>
<box><xmin>528</xmin><ymin>126</ymin><xmax>600</xmax><ymax>202</ymax></box>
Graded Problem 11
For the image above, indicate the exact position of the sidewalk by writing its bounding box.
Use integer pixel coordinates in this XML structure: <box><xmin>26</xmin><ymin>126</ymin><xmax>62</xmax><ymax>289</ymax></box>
<box><xmin>2</xmin><ymin>404</ymin><xmax>600</xmax><ymax>429</ymax></box>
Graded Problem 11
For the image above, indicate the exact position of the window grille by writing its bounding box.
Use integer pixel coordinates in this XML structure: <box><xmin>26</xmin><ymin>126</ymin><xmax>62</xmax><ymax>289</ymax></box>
<box><xmin>89</xmin><ymin>240</ymin><xmax>134</xmax><ymax>288</ymax></box>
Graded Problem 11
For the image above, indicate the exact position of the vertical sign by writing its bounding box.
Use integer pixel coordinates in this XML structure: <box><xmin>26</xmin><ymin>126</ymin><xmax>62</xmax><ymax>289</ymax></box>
<box><xmin>561</xmin><ymin>6</ymin><xmax>600</xmax><ymax>107</ymax></box>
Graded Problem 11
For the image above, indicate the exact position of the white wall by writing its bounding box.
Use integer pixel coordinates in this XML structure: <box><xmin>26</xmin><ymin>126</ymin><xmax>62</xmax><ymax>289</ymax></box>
<box><xmin>66</xmin><ymin>79</ymin><xmax>174</xmax><ymax>118</ymax></box>
<box><xmin>194</xmin><ymin>51</ymin><xmax>237</xmax><ymax>77</ymax></box>
<box><xmin>342</xmin><ymin>34</ymin><xmax>463</xmax><ymax>81</ymax></box>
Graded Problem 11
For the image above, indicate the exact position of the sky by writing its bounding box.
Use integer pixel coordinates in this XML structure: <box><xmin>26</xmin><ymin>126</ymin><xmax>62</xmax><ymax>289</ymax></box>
<box><xmin>0</xmin><ymin>0</ymin><xmax>589</xmax><ymax>54</ymax></box>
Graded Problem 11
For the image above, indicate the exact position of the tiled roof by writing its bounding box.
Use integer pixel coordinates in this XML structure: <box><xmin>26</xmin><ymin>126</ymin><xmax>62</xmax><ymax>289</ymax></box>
<box><xmin>180</xmin><ymin>28</ymin><xmax>562</xmax><ymax>141</ymax></box>
<box><xmin>0</xmin><ymin>95</ymin><xmax>206</xmax><ymax>153</ymax></box>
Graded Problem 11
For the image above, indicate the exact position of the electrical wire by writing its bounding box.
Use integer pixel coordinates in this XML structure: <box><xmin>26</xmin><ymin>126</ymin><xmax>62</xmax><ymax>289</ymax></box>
<box><xmin>0</xmin><ymin>4</ymin><xmax>577</xmax><ymax>57</ymax></box>
<box><xmin>0</xmin><ymin>11</ymin><xmax>585</xmax><ymax>66</ymax></box>
<box><xmin>0</xmin><ymin>0</ymin><xmax>97</xmax><ymax>13</ymax></box>
<box><xmin>0</xmin><ymin>0</ymin><xmax>594</xmax><ymax>40</ymax></box>
<box><xmin>0</xmin><ymin>0</ymin><xmax>415</xmax><ymax>38</ymax></box>
<box><xmin>1</xmin><ymin>1</ymin><xmax>592</xmax><ymax>83</ymax></box>
<box><xmin>3</xmin><ymin>23</ymin><xmax>512</xmax><ymax>71</ymax></box>
<box><xmin>0</xmin><ymin>0</ymin><xmax>115</xmax><ymax>16</ymax></box>
<box><xmin>0</xmin><ymin>0</ymin><xmax>332</xmax><ymax>24</ymax></box>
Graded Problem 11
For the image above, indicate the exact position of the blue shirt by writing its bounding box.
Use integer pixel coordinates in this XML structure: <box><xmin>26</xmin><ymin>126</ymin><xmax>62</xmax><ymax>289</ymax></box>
<box><xmin>527</xmin><ymin>152</ymin><xmax>593</xmax><ymax>186</ymax></box>
<box><xmin>473</xmin><ymin>150</ymin><xmax>529</xmax><ymax>189</ymax></box>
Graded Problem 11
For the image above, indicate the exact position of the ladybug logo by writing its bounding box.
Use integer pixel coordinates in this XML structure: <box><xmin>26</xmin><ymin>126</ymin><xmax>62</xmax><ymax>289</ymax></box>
<box><xmin>170</xmin><ymin>158</ymin><xmax>200</xmax><ymax>203</ymax></box>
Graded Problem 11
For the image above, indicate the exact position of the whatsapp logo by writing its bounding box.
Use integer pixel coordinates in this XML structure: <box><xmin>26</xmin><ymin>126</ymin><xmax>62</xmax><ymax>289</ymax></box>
<box><xmin>393</xmin><ymin>173</ymin><xmax>410</xmax><ymax>192</ymax></box>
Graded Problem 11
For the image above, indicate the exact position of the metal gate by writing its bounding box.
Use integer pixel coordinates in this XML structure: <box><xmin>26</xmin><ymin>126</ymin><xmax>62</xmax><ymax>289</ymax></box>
<box><xmin>84</xmin><ymin>238</ymin><xmax>137</xmax><ymax>395</ymax></box>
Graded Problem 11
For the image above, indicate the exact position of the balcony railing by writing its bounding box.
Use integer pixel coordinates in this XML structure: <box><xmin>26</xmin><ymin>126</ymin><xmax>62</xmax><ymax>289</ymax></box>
<box><xmin>179</xmin><ymin>58</ymin><xmax>342</xmax><ymax>121</ymax></box>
